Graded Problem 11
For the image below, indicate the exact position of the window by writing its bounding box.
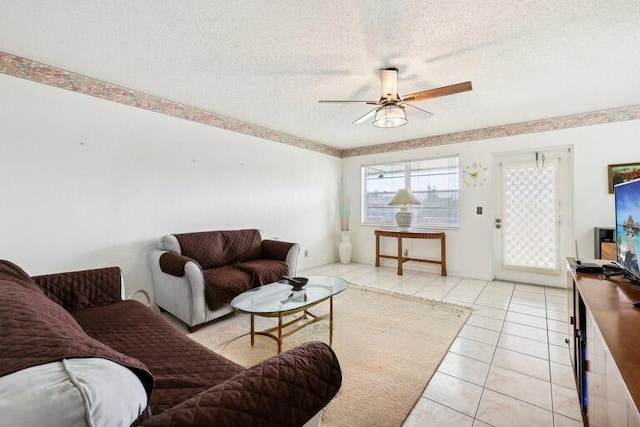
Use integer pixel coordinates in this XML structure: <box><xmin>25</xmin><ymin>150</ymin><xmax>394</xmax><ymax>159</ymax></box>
<box><xmin>361</xmin><ymin>155</ymin><xmax>459</xmax><ymax>228</ymax></box>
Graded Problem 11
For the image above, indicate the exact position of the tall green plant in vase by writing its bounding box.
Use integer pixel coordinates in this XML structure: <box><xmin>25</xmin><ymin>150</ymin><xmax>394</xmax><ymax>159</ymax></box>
<box><xmin>338</xmin><ymin>184</ymin><xmax>352</xmax><ymax>263</ymax></box>
<box><xmin>339</xmin><ymin>195</ymin><xmax>351</xmax><ymax>232</ymax></box>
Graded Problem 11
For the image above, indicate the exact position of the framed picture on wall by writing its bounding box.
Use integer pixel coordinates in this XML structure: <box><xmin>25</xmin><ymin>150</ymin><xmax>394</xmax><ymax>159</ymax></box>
<box><xmin>608</xmin><ymin>162</ymin><xmax>640</xmax><ymax>193</ymax></box>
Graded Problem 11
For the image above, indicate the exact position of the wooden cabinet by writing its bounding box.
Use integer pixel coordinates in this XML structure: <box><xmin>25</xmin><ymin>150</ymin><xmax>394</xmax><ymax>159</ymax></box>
<box><xmin>567</xmin><ymin>260</ymin><xmax>640</xmax><ymax>426</ymax></box>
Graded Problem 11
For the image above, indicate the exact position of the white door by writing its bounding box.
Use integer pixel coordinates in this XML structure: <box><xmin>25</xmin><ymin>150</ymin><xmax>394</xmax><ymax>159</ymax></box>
<box><xmin>493</xmin><ymin>148</ymin><xmax>572</xmax><ymax>287</ymax></box>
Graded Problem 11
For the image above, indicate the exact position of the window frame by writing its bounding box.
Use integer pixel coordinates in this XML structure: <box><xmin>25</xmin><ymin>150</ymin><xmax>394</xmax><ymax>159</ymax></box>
<box><xmin>360</xmin><ymin>155</ymin><xmax>460</xmax><ymax>229</ymax></box>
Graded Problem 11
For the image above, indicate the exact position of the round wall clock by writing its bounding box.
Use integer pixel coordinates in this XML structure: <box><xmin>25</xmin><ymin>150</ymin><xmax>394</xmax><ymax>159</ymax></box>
<box><xmin>463</xmin><ymin>163</ymin><xmax>488</xmax><ymax>186</ymax></box>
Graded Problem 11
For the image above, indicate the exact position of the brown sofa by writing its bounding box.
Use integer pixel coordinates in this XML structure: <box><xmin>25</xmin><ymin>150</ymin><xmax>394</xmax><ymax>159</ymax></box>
<box><xmin>149</xmin><ymin>229</ymin><xmax>300</xmax><ymax>331</ymax></box>
<box><xmin>0</xmin><ymin>260</ymin><xmax>341</xmax><ymax>427</ymax></box>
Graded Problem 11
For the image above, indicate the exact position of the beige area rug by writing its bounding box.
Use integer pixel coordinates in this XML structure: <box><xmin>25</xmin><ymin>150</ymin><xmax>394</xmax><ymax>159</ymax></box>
<box><xmin>189</xmin><ymin>285</ymin><xmax>471</xmax><ymax>427</ymax></box>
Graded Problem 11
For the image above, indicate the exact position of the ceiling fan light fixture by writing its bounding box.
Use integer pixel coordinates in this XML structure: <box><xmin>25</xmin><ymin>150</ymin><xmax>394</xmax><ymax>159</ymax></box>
<box><xmin>373</xmin><ymin>106</ymin><xmax>407</xmax><ymax>128</ymax></box>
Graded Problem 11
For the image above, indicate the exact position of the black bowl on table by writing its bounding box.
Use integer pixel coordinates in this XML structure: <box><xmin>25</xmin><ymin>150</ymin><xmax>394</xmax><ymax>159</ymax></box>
<box><xmin>284</xmin><ymin>276</ymin><xmax>309</xmax><ymax>291</ymax></box>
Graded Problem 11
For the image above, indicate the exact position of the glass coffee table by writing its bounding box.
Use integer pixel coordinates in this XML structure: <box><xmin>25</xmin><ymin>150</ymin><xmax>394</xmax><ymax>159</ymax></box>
<box><xmin>230</xmin><ymin>276</ymin><xmax>348</xmax><ymax>353</ymax></box>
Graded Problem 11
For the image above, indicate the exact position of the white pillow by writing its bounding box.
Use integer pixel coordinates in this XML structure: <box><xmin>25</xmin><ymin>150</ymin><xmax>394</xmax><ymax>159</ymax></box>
<box><xmin>0</xmin><ymin>358</ymin><xmax>147</xmax><ymax>427</ymax></box>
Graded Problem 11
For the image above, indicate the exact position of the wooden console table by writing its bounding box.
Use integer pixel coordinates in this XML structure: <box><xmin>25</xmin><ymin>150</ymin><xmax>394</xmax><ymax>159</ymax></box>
<box><xmin>374</xmin><ymin>229</ymin><xmax>446</xmax><ymax>276</ymax></box>
<box><xmin>567</xmin><ymin>259</ymin><xmax>640</xmax><ymax>426</ymax></box>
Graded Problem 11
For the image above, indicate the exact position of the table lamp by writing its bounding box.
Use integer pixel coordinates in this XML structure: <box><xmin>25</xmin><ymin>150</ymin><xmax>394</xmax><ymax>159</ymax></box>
<box><xmin>388</xmin><ymin>189</ymin><xmax>421</xmax><ymax>228</ymax></box>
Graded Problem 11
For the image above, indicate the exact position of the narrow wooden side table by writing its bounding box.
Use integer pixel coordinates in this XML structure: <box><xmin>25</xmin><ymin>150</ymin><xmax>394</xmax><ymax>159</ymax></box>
<box><xmin>374</xmin><ymin>229</ymin><xmax>446</xmax><ymax>276</ymax></box>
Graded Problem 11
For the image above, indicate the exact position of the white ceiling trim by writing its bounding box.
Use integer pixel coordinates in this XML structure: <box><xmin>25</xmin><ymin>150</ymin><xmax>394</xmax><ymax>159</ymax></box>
<box><xmin>341</xmin><ymin>104</ymin><xmax>640</xmax><ymax>157</ymax></box>
<box><xmin>0</xmin><ymin>51</ymin><xmax>341</xmax><ymax>158</ymax></box>
<box><xmin>2</xmin><ymin>52</ymin><xmax>638</xmax><ymax>160</ymax></box>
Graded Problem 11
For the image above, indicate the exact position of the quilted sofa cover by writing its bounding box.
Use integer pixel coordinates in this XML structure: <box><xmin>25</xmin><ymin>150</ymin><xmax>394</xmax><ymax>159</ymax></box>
<box><xmin>149</xmin><ymin>229</ymin><xmax>300</xmax><ymax>331</ymax></box>
<box><xmin>0</xmin><ymin>260</ymin><xmax>342</xmax><ymax>426</ymax></box>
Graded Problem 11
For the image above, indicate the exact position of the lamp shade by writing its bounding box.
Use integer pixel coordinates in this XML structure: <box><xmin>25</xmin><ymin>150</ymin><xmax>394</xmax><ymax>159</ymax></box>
<box><xmin>388</xmin><ymin>189</ymin><xmax>421</xmax><ymax>206</ymax></box>
<box><xmin>373</xmin><ymin>106</ymin><xmax>407</xmax><ymax>128</ymax></box>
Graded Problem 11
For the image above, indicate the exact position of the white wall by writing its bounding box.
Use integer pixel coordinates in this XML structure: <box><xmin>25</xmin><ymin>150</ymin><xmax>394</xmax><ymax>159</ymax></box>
<box><xmin>343</xmin><ymin>119</ymin><xmax>640</xmax><ymax>280</ymax></box>
<box><xmin>3</xmin><ymin>71</ymin><xmax>638</xmax><ymax>292</ymax></box>
<box><xmin>0</xmin><ymin>74</ymin><xmax>342</xmax><ymax>298</ymax></box>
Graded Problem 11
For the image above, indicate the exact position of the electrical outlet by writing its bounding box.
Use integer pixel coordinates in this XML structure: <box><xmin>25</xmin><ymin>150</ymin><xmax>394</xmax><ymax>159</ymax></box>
<box><xmin>477</xmin><ymin>206</ymin><xmax>483</xmax><ymax>215</ymax></box>
<box><xmin>304</xmin><ymin>250</ymin><xmax>309</xmax><ymax>257</ymax></box>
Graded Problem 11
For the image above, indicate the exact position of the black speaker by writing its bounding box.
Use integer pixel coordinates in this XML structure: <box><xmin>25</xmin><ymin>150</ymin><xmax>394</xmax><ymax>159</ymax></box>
<box><xmin>594</xmin><ymin>227</ymin><xmax>615</xmax><ymax>260</ymax></box>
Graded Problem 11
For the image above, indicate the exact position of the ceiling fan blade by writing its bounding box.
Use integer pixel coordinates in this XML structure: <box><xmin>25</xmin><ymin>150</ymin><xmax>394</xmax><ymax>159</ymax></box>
<box><xmin>319</xmin><ymin>100</ymin><xmax>378</xmax><ymax>103</ymax></box>
<box><xmin>352</xmin><ymin>108</ymin><xmax>378</xmax><ymax>124</ymax></box>
<box><xmin>402</xmin><ymin>81</ymin><xmax>472</xmax><ymax>103</ymax></box>
<box><xmin>404</xmin><ymin>103</ymin><xmax>434</xmax><ymax>117</ymax></box>
<box><xmin>379</xmin><ymin>68</ymin><xmax>399</xmax><ymax>100</ymax></box>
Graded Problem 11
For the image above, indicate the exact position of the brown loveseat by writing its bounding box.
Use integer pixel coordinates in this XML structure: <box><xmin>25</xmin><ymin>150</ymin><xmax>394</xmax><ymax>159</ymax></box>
<box><xmin>0</xmin><ymin>260</ymin><xmax>341</xmax><ymax>427</ymax></box>
<box><xmin>149</xmin><ymin>229</ymin><xmax>300</xmax><ymax>331</ymax></box>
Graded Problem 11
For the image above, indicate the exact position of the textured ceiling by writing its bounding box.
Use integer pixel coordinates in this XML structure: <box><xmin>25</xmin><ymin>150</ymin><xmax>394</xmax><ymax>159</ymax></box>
<box><xmin>1</xmin><ymin>1</ymin><xmax>639</xmax><ymax>150</ymax></box>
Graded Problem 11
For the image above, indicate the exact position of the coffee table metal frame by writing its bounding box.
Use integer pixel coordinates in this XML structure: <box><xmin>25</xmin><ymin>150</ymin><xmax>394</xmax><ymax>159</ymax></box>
<box><xmin>230</xmin><ymin>276</ymin><xmax>347</xmax><ymax>353</ymax></box>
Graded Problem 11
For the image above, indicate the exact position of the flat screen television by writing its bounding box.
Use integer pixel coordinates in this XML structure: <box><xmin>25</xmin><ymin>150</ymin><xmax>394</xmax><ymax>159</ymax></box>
<box><xmin>614</xmin><ymin>178</ymin><xmax>640</xmax><ymax>283</ymax></box>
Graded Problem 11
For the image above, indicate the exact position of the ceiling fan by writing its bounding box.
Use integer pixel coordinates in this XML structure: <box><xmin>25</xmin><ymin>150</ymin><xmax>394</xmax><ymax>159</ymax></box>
<box><xmin>319</xmin><ymin>68</ymin><xmax>472</xmax><ymax>128</ymax></box>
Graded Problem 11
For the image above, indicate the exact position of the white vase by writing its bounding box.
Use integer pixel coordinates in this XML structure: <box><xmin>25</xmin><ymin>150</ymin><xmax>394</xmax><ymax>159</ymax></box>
<box><xmin>339</xmin><ymin>231</ymin><xmax>352</xmax><ymax>264</ymax></box>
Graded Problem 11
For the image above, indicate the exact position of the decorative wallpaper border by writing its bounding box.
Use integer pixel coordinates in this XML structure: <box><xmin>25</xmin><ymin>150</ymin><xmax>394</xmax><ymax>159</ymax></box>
<box><xmin>1</xmin><ymin>51</ymin><xmax>638</xmax><ymax>159</ymax></box>
<box><xmin>341</xmin><ymin>104</ymin><xmax>640</xmax><ymax>158</ymax></box>
<box><xmin>0</xmin><ymin>51</ymin><xmax>341</xmax><ymax>158</ymax></box>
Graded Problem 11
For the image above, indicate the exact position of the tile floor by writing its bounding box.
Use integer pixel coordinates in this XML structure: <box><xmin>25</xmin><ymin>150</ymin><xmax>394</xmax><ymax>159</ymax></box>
<box><xmin>298</xmin><ymin>262</ymin><xmax>584</xmax><ymax>427</ymax></box>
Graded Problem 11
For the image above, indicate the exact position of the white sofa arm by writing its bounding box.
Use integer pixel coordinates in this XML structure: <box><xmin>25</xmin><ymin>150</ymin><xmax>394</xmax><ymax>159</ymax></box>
<box><xmin>148</xmin><ymin>249</ymin><xmax>208</xmax><ymax>327</ymax></box>
<box><xmin>286</xmin><ymin>243</ymin><xmax>301</xmax><ymax>276</ymax></box>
